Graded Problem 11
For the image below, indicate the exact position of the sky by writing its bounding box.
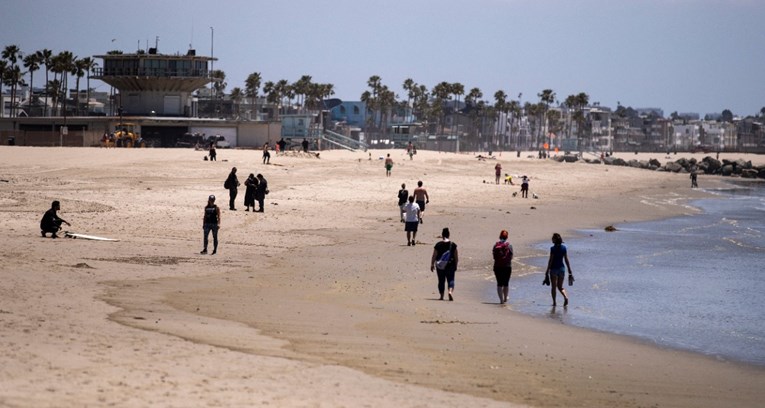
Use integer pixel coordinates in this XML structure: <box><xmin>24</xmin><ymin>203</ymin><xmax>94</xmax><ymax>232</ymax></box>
<box><xmin>2</xmin><ymin>0</ymin><xmax>764</xmax><ymax>116</ymax></box>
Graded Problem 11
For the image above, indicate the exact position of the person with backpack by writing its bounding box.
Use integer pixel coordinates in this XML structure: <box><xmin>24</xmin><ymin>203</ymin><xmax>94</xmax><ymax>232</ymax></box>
<box><xmin>397</xmin><ymin>183</ymin><xmax>408</xmax><ymax>222</ymax></box>
<box><xmin>430</xmin><ymin>227</ymin><xmax>459</xmax><ymax>301</ymax></box>
<box><xmin>492</xmin><ymin>230</ymin><xmax>514</xmax><ymax>304</ymax></box>
<box><xmin>224</xmin><ymin>167</ymin><xmax>240</xmax><ymax>210</ymax></box>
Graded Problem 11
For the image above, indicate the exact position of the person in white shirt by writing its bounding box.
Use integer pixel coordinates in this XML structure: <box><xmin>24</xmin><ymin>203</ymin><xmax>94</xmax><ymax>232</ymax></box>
<box><xmin>402</xmin><ymin>195</ymin><xmax>421</xmax><ymax>246</ymax></box>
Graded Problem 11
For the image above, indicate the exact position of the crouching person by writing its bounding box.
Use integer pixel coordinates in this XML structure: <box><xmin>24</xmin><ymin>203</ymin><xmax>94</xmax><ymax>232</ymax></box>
<box><xmin>40</xmin><ymin>200</ymin><xmax>70</xmax><ymax>238</ymax></box>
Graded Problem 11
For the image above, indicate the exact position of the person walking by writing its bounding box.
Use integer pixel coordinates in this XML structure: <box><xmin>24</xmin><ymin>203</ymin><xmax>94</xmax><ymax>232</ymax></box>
<box><xmin>243</xmin><ymin>173</ymin><xmax>257</xmax><ymax>211</ymax></box>
<box><xmin>397</xmin><ymin>183</ymin><xmax>409</xmax><ymax>222</ymax></box>
<box><xmin>520</xmin><ymin>175</ymin><xmax>529</xmax><ymax>198</ymax></box>
<box><xmin>209</xmin><ymin>141</ymin><xmax>217</xmax><ymax>161</ymax></box>
<box><xmin>402</xmin><ymin>195</ymin><xmax>421</xmax><ymax>246</ymax></box>
<box><xmin>40</xmin><ymin>200</ymin><xmax>71</xmax><ymax>238</ymax></box>
<box><xmin>492</xmin><ymin>230</ymin><xmax>514</xmax><ymax>304</ymax></box>
<box><xmin>201</xmin><ymin>195</ymin><xmax>221</xmax><ymax>255</ymax></box>
<box><xmin>690</xmin><ymin>170</ymin><xmax>698</xmax><ymax>188</ymax></box>
<box><xmin>385</xmin><ymin>154</ymin><xmax>393</xmax><ymax>177</ymax></box>
<box><xmin>254</xmin><ymin>173</ymin><xmax>268</xmax><ymax>212</ymax></box>
<box><xmin>431</xmin><ymin>227</ymin><xmax>458</xmax><ymax>301</ymax></box>
<box><xmin>413</xmin><ymin>181</ymin><xmax>429</xmax><ymax>224</ymax></box>
<box><xmin>494</xmin><ymin>162</ymin><xmax>502</xmax><ymax>184</ymax></box>
<box><xmin>225</xmin><ymin>167</ymin><xmax>240</xmax><ymax>210</ymax></box>
<box><xmin>262</xmin><ymin>143</ymin><xmax>271</xmax><ymax>164</ymax></box>
<box><xmin>544</xmin><ymin>233</ymin><xmax>574</xmax><ymax>306</ymax></box>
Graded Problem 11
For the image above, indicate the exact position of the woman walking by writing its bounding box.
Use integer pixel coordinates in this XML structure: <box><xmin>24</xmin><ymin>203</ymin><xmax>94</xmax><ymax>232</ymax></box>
<box><xmin>431</xmin><ymin>227</ymin><xmax>459</xmax><ymax>301</ymax></box>
<box><xmin>544</xmin><ymin>233</ymin><xmax>574</xmax><ymax>306</ymax></box>
<box><xmin>492</xmin><ymin>230</ymin><xmax>514</xmax><ymax>304</ymax></box>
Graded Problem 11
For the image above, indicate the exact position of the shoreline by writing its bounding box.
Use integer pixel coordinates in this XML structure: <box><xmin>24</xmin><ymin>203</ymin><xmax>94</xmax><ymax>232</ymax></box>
<box><xmin>2</xmin><ymin>147</ymin><xmax>764</xmax><ymax>407</ymax></box>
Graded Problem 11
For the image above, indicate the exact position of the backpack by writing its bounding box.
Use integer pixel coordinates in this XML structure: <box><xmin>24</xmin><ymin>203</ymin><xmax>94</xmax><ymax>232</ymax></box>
<box><xmin>224</xmin><ymin>177</ymin><xmax>231</xmax><ymax>190</ymax></box>
<box><xmin>493</xmin><ymin>241</ymin><xmax>513</xmax><ymax>265</ymax></box>
<box><xmin>435</xmin><ymin>242</ymin><xmax>454</xmax><ymax>270</ymax></box>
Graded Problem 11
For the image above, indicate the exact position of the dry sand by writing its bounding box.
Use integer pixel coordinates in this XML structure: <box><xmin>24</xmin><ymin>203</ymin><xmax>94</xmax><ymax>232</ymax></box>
<box><xmin>1</xmin><ymin>146</ymin><xmax>763</xmax><ymax>407</ymax></box>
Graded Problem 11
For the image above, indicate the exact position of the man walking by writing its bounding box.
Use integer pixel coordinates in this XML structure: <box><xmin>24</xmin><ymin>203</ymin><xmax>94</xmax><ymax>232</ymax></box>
<box><xmin>225</xmin><ymin>167</ymin><xmax>240</xmax><ymax>210</ymax></box>
<box><xmin>201</xmin><ymin>195</ymin><xmax>221</xmax><ymax>255</ymax></box>
<box><xmin>413</xmin><ymin>180</ymin><xmax>429</xmax><ymax>224</ymax></box>
<box><xmin>403</xmin><ymin>195</ymin><xmax>421</xmax><ymax>246</ymax></box>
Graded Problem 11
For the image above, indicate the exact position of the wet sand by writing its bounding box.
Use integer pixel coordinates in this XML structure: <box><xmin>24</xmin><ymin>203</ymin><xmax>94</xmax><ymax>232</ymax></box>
<box><xmin>1</xmin><ymin>146</ymin><xmax>763</xmax><ymax>407</ymax></box>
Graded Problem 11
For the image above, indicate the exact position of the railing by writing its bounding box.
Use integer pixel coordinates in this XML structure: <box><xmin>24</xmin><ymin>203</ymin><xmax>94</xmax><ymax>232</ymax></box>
<box><xmin>92</xmin><ymin>67</ymin><xmax>210</xmax><ymax>78</ymax></box>
<box><xmin>322</xmin><ymin>129</ymin><xmax>368</xmax><ymax>152</ymax></box>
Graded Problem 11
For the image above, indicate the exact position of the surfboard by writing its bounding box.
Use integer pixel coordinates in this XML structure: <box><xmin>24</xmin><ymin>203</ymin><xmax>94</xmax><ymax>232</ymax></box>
<box><xmin>64</xmin><ymin>232</ymin><xmax>120</xmax><ymax>241</ymax></box>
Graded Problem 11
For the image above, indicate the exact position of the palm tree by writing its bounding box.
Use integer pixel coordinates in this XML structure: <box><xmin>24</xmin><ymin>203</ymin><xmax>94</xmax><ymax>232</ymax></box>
<box><xmin>23</xmin><ymin>53</ymin><xmax>41</xmax><ymax>114</ymax></box>
<box><xmin>244</xmin><ymin>71</ymin><xmax>261</xmax><ymax>110</ymax></box>
<box><xmin>493</xmin><ymin>90</ymin><xmax>507</xmax><ymax>148</ymax></box>
<box><xmin>538</xmin><ymin>89</ymin><xmax>556</xmax><ymax>148</ymax></box>
<box><xmin>2</xmin><ymin>45</ymin><xmax>22</xmax><ymax>117</ymax></box>
<box><xmin>229</xmin><ymin>87</ymin><xmax>243</xmax><ymax>117</ymax></box>
<box><xmin>35</xmin><ymin>49</ymin><xmax>53</xmax><ymax>115</ymax></box>
<box><xmin>432</xmin><ymin>81</ymin><xmax>451</xmax><ymax>136</ymax></box>
<box><xmin>451</xmin><ymin>82</ymin><xmax>464</xmax><ymax>138</ymax></box>
<box><xmin>292</xmin><ymin>75</ymin><xmax>312</xmax><ymax>112</ymax></box>
<box><xmin>74</xmin><ymin>57</ymin><xmax>89</xmax><ymax>115</ymax></box>
<box><xmin>0</xmin><ymin>59</ymin><xmax>6</xmax><ymax>117</ymax></box>
<box><xmin>275</xmin><ymin>79</ymin><xmax>290</xmax><ymax>114</ymax></box>
<box><xmin>263</xmin><ymin>80</ymin><xmax>278</xmax><ymax>119</ymax></box>
<box><xmin>79</xmin><ymin>57</ymin><xmax>97</xmax><ymax>116</ymax></box>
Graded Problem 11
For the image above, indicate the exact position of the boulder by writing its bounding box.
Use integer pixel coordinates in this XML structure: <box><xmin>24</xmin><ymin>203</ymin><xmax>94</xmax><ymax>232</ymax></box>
<box><xmin>758</xmin><ymin>167</ymin><xmax>765</xmax><ymax>179</ymax></box>
<box><xmin>649</xmin><ymin>158</ymin><xmax>662</xmax><ymax>168</ymax></box>
<box><xmin>702</xmin><ymin>157</ymin><xmax>722</xmax><ymax>173</ymax></box>
<box><xmin>664</xmin><ymin>162</ymin><xmax>684</xmax><ymax>172</ymax></box>
<box><xmin>628</xmin><ymin>159</ymin><xmax>641</xmax><ymax>168</ymax></box>
<box><xmin>721</xmin><ymin>164</ymin><xmax>734</xmax><ymax>176</ymax></box>
<box><xmin>562</xmin><ymin>154</ymin><xmax>579</xmax><ymax>163</ymax></box>
<box><xmin>741</xmin><ymin>169</ymin><xmax>759</xmax><ymax>179</ymax></box>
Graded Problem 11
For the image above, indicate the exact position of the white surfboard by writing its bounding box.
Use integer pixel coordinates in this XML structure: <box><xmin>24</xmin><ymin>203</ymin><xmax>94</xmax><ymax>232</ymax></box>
<box><xmin>64</xmin><ymin>232</ymin><xmax>120</xmax><ymax>241</ymax></box>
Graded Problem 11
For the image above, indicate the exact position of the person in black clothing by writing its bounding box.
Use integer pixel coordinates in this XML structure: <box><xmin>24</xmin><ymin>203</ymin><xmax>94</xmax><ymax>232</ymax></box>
<box><xmin>40</xmin><ymin>200</ymin><xmax>70</xmax><ymax>238</ymax></box>
<box><xmin>397</xmin><ymin>183</ymin><xmax>408</xmax><ymax>222</ymax></box>
<box><xmin>225</xmin><ymin>167</ymin><xmax>240</xmax><ymax>210</ymax></box>
<box><xmin>201</xmin><ymin>195</ymin><xmax>221</xmax><ymax>255</ymax></box>
<box><xmin>301</xmin><ymin>138</ymin><xmax>309</xmax><ymax>153</ymax></box>
<box><xmin>244</xmin><ymin>173</ymin><xmax>258</xmax><ymax>211</ymax></box>
<box><xmin>277</xmin><ymin>138</ymin><xmax>287</xmax><ymax>155</ymax></box>
<box><xmin>430</xmin><ymin>227</ymin><xmax>459</xmax><ymax>301</ymax></box>
<box><xmin>209</xmin><ymin>141</ymin><xmax>217</xmax><ymax>161</ymax></box>
<box><xmin>254</xmin><ymin>173</ymin><xmax>268</xmax><ymax>212</ymax></box>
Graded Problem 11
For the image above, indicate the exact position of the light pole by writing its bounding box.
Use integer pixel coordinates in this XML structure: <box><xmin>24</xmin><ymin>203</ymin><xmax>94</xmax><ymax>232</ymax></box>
<box><xmin>210</xmin><ymin>26</ymin><xmax>214</xmax><ymax>101</ymax></box>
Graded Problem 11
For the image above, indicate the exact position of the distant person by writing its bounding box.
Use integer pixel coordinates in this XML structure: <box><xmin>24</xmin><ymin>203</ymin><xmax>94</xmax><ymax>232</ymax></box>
<box><xmin>385</xmin><ymin>154</ymin><xmax>393</xmax><ymax>177</ymax></box>
<box><xmin>224</xmin><ymin>167</ymin><xmax>240</xmax><ymax>210</ymax></box>
<box><xmin>254</xmin><ymin>173</ymin><xmax>268</xmax><ymax>212</ymax></box>
<box><xmin>244</xmin><ymin>173</ymin><xmax>258</xmax><ymax>211</ymax></box>
<box><xmin>492</xmin><ymin>230</ymin><xmax>514</xmax><ymax>304</ymax></box>
<box><xmin>201</xmin><ymin>195</ymin><xmax>220</xmax><ymax>255</ymax></box>
<box><xmin>690</xmin><ymin>170</ymin><xmax>698</xmax><ymax>188</ymax></box>
<box><xmin>40</xmin><ymin>200</ymin><xmax>70</xmax><ymax>239</ymax></box>
<box><xmin>413</xmin><ymin>180</ymin><xmax>429</xmax><ymax>224</ymax></box>
<box><xmin>277</xmin><ymin>138</ymin><xmax>287</xmax><ymax>154</ymax></box>
<box><xmin>302</xmin><ymin>138</ymin><xmax>309</xmax><ymax>153</ymax></box>
<box><xmin>407</xmin><ymin>142</ymin><xmax>414</xmax><ymax>160</ymax></box>
<box><xmin>209</xmin><ymin>141</ymin><xmax>217</xmax><ymax>161</ymax></box>
<box><xmin>397</xmin><ymin>183</ymin><xmax>409</xmax><ymax>222</ymax></box>
<box><xmin>544</xmin><ymin>233</ymin><xmax>574</xmax><ymax>307</ymax></box>
<box><xmin>494</xmin><ymin>162</ymin><xmax>502</xmax><ymax>184</ymax></box>
<box><xmin>431</xmin><ymin>227</ymin><xmax>458</xmax><ymax>301</ymax></box>
<box><xmin>262</xmin><ymin>143</ymin><xmax>271</xmax><ymax>164</ymax></box>
<box><xmin>402</xmin><ymin>195</ymin><xmax>421</xmax><ymax>246</ymax></box>
<box><xmin>520</xmin><ymin>176</ymin><xmax>529</xmax><ymax>198</ymax></box>
<box><xmin>504</xmin><ymin>174</ymin><xmax>514</xmax><ymax>185</ymax></box>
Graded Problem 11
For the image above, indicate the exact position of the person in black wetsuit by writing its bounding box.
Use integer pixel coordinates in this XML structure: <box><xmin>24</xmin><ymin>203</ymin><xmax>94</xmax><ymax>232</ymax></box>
<box><xmin>40</xmin><ymin>200</ymin><xmax>70</xmax><ymax>238</ymax></box>
<box><xmin>225</xmin><ymin>167</ymin><xmax>240</xmax><ymax>210</ymax></box>
<box><xmin>254</xmin><ymin>173</ymin><xmax>268</xmax><ymax>212</ymax></box>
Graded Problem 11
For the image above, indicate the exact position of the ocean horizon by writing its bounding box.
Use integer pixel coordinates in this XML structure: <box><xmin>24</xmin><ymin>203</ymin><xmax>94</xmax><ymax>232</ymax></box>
<box><xmin>507</xmin><ymin>180</ymin><xmax>765</xmax><ymax>366</ymax></box>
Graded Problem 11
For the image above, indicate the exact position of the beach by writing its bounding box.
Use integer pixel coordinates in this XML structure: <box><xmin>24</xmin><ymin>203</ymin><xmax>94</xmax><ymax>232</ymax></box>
<box><xmin>1</xmin><ymin>146</ymin><xmax>764</xmax><ymax>407</ymax></box>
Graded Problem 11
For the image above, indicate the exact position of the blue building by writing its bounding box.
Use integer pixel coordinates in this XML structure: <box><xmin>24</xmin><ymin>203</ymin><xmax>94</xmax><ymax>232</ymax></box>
<box><xmin>329</xmin><ymin>100</ymin><xmax>367</xmax><ymax>128</ymax></box>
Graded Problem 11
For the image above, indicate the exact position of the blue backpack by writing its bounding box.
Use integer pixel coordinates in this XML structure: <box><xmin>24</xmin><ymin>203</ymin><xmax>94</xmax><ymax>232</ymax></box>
<box><xmin>435</xmin><ymin>243</ymin><xmax>454</xmax><ymax>270</ymax></box>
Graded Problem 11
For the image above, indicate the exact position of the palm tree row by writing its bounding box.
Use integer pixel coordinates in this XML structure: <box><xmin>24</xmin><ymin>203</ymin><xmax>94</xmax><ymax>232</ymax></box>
<box><xmin>1</xmin><ymin>44</ymin><xmax>99</xmax><ymax>117</ymax></box>
<box><xmin>258</xmin><ymin>75</ymin><xmax>334</xmax><ymax>119</ymax></box>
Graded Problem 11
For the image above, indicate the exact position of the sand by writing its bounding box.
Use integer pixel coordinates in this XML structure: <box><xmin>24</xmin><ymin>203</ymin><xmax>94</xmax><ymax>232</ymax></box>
<box><xmin>1</xmin><ymin>146</ymin><xmax>763</xmax><ymax>407</ymax></box>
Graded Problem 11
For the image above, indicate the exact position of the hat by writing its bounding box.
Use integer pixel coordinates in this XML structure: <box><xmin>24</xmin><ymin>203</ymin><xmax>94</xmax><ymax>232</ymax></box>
<box><xmin>208</xmin><ymin>195</ymin><xmax>215</xmax><ymax>201</ymax></box>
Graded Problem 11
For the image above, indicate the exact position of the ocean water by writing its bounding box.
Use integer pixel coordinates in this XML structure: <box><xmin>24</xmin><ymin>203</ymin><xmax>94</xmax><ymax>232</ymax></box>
<box><xmin>508</xmin><ymin>181</ymin><xmax>765</xmax><ymax>366</ymax></box>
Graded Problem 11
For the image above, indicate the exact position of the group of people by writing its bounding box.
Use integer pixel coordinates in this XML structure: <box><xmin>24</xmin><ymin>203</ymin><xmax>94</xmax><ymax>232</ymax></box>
<box><xmin>427</xmin><ymin>227</ymin><xmax>574</xmax><ymax>306</ymax></box>
<box><xmin>224</xmin><ymin>167</ymin><xmax>268</xmax><ymax>212</ymax></box>
<box><xmin>395</xmin><ymin>176</ymin><xmax>571</xmax><ymax>306</ymax></box>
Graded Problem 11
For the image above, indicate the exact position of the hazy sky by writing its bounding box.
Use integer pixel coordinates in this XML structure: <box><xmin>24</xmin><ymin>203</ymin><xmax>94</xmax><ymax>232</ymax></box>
<box><xmin>2</xmin><ymin>0</ymin><xmax>764</xmax><ymax>116</ymax></box>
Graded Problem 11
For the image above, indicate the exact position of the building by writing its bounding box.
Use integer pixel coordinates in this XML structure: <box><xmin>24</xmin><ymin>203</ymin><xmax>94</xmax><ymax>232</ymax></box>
<box><xmin>91</xmin><ymin>49</ymin><xmax>214</xmax><ymax>117</ymax></box>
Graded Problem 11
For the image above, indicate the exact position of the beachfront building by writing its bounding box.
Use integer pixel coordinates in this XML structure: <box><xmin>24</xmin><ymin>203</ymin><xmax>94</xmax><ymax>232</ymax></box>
<box><xmin>91</xmin><ymin>49</ymin><xmax>215</xmax><ymax>117</ymax></box>
<box><xmin>672</xmin><ymin>123</ymin><xmax>701</xmax><ymax>151</ymax></box>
